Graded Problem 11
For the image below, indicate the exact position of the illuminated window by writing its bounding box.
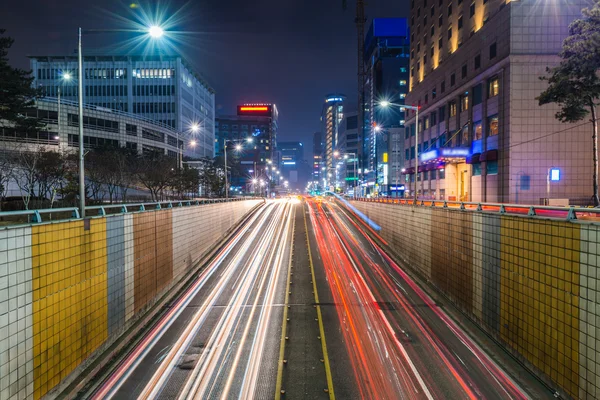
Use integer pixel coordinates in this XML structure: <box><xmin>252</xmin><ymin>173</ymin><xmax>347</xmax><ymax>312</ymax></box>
<box><xmin>473</xmin><ymin>120</ymin><xmax>482</xmax><ymax>140</ymax></box>
<box><xmin>399</xmin><ymin>93</ymin><xmax>406</xmax><ymax>98</ymax></box>
<box><xmin>400</xmin><ymin>80</ymin><xmax>407</xmax><ymax>86</ymax></box>
<box><xmin>460</xmin><ymin>93</ymin><xmax>469</xmax><ymax>112</ymax></box>
<box><xmin>487</xmin><ymin>114</ymin><xmax>499</xmax><ymax>136</ymax></box>
<box><xmin>473</xmin><ymin>163</ymin><xmax>482</xmax><ymax>176</ymax></box>
<box><xmin>488</xmin><ymin>76</ymin><xmax>499</xmax><ymax>97</ymax></box>
<box><xmin>487</xmin><ymin>160</ymin><xmax>498</xmax><ymax>175</ymax></box>
<box><xmin>449</xmin><ymin>100</ymin><xmax>457</xmax><ymax>117</ymax></box>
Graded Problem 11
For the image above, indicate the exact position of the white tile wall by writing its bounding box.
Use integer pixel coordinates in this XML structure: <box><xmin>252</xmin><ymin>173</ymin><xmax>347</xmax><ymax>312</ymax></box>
<box><xmin>123</xmin><ymin>214</ymin><xmax>135</xmax><ymax>323</ymax></box>
<box><xmin>0</xmin><ymin>227</ymin><xmax>33</xmax><ymax>400</ymax></box>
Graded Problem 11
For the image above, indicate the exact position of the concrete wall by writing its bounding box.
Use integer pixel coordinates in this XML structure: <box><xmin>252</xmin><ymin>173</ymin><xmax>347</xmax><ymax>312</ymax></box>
<box><xmin>350</xmin><ymin>200</ymin><xmax>600</xmax><ymax>399</ymax></box>
<box><xmin>0</xmin><ymin>200</ymin><xmax>261</xmax><ymax>400</ymax></box>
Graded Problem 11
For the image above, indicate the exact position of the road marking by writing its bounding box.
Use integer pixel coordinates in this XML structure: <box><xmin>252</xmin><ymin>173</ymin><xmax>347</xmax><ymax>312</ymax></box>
<box><xmin>274</xmin><ymin>205</ymin><xmax>295</xmax><ymax>400</ymax></box>
<box><xmin>304</xmin><ymin>202</ymin><xmax>335</xmax><ymax>400</ymax></box>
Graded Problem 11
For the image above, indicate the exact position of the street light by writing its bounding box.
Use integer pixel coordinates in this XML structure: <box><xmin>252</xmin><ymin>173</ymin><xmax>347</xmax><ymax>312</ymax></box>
<box><xmin>189</xmin><ymin>140</ymin><xmax>197</xmax><ymax>147</ymax></box>
<box><xmin>223</xmin><ymin>138</ymin><xmax>251</xmax><ymax>199</ymax></box>
<box><xmin>76</xmin><ymin>24</ymin><xmax>165</xmax><ymax>217</ymax></box>
<box><xmin>399</xmin><ymin>104</ymin><xmax>420</xmax><ymax>204</ymax></box>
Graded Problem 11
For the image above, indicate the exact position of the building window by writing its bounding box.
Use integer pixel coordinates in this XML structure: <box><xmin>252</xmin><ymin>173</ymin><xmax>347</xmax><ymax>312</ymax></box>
<box><xmin>430</xmin><ymin>45</ymin><xmax>435</xmax><ymax>57</ymax></box>
<box><xmin>431</xmin><ymin>25</ymin><xmax>435</xmax><ymax>36</ymax></box>
<box><xmin>460</xmin><ymin>124</ymin><xmax>469</xmax><ymax>145</ymax></box>
<box><xmin>473</xmin><ymin>83</ymin><xmax>482</xmax><ymax>105</ymax></box>
<box><xmin>474</xmin><ymin>54</ymin><xmax>481</xmax><ymax>69</ymax></box>
<box><xmin>399</xmin><ymin>93</ymin><xmax>407</xmax><ymax>98</ymax></box>
<box><xmin>425</xmin><ymin>93</ymin><xmax>429</xmax><ymax>103</ymax></box>
<box><xmin>487</xmin><ymin>114</ymin><xmax>499</xmax><ymax>136</ymax></box>
<box><xmin>458</xmin><ymin>15</ymin><xmax>463</xmax><ymax>29</ymax></box>
<box><xmin>431</xmin><ymin>112</ymin><xmax>437</xmax><ymax>125</ymax></box>
<box><xmin>417</xmin><ymin>62</ymin><xmax>421</xmax><ymax>71</ymax></box>
<box><xmin>473</xmin><ymin>120</ymin><xmax>483</xmax><ymax>140</ymax></box>
<box><xmin>439</xmin><ymin>106</ymin><xmax>446</xmax><ymax>121</ymax></box>
<box><xmin>473</xmin><ymin>163</ymin><xmax>482</xmax><ymax>176</ymax></box>
<box><xmin>431</xmin><ymin>5</ymin><xmax>435</xmax><ymax>16</ymax></box>
<box><xmin>411</xmin><ymin>16</ymin><xmax>415</xmax><ymax>26</ymax></box>
<box><xmin>441</xmin><ymin>80</ymin><xmax>446</xmax><ymax>93</ymax></box>
<box><xmin>461</xmin><ymin>64</ymin><xmax>467</xmax><ymax>78</ymax></box>
<box><xmin>448</xmin><ymin>3</ymin><xmax>452</xmax><ymax>16</ymax></box>
<box><xmin>438</xmin><ymin>36</ymin><xmax>443</xmax><ymax>49</ymax></box>
<box><xmin>460</xmin><ymin>93</ymin><xmax>469</xmax><ymax>111</ymax></box>
<box><xmin>450</xmin><ymin>73</ymin><xmax>456</xmax><ymax>86</ymax></box>
<box><xmin>411</xmin><ymin>49</ymin><xmax>415</xmax><ymax>59</ymax></box>
<box><xmin>439</xmin><ymin>14</ymin><xmax>443</xmax><ymax>26</ymax></box>
<box><xmin>487</xmin><ymin>160</ymin><xmax>498</xmax><ymax>175</ymax></box>
<box><xmin>411</xmin><ymin>66</ymin><xmax>415</xmax><ymax>77</ymax></box>
<box><xmin>406</xmin><ymin>149</ymin><xmax>410</xmax><ymax>160</ymax></box>
<box><xmin>432</xmin><ymin>87</ymin><xmax>437</xmax><ymax>99</ymax></box>
<box><xmin>488</xmin><ymin>76</ymin><xmax>499</xmax><ymax>97</ymax></box>
<box><xmin>417</xmin><ymin>41</ymin><xmax>421</xmax><ymax>52</ymax></box>
<box><xmin>424</xmin><ymin>54</ymin><xmax>428</xmax><ymax>65</ymax></box>
<box><xmin>424</xmin><ymin>117</ymin><xmax>430</xmax><ymax>129</ymax></box>
<box><xmin>449</xmin><ymin>101</ymin><xmax>457</xmax><ymax>117</ymax></box>
<box><xmin>424</xmin><ymin>15</ymin><xmax>428</xmax><ymax>26</ymax></box>
<box><xmin>447</xmin><ymin>27</ymin><xmax>452</xmax><ymax>39</ymax></box>
<box><xmin>470</xmin><ymin>2</ymin><xmax>475</xmax><ymax>17</ymax></box>
<box><xmin>489</xmin><ymin>42</ymin><xmax>497</xmax><ymax>59</ymax></box>
<box><xmin>418</xmin><ymin>7</ymin><xmax>421</xmax><ymax>17</ymax></box>
<box><xmin>439</xmin><ymin>169</ymin><xmax>445</xmax><ymax>179</ymax></box>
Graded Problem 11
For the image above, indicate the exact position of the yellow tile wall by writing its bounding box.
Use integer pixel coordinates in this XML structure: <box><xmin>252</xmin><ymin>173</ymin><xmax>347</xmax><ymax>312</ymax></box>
<box><xmin>31</xmin><ymin>219</ymin><xmax>108</xmax><ymax>400</ymax></box>
<box><xmin>500</xmin><ymin>217</ymin><xmax>580</xmax><ymax>398</ymax></box>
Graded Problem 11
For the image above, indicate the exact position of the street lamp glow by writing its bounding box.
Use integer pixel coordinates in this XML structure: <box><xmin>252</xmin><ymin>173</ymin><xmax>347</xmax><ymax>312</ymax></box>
<box><xmin>62</xmin><ymin>72</ymin><xmax>72</xmax><ymax>81</ymax></box>
<box><xmin>148</xmin><ymin>25</ymin><xmax>164</xmax><ymax>38</ymax></box>
<box><xmin>189</xmin><ymin>140</ymin><xmax>197</xmax><ymax>147</ymax></box>
<box><xmin>374</xmin><ymin>125</ymin><xmax>382</xmax><ymax>132</ymax></box>
<box><xmin>235</xmin><ymin>144</ymin><xmax>242</xmax><ymax>151</ymax></box>
<box><xmin>252</xmin><ymin>179</ymin><xmax>258</xmax><ymax>184</ymax></box>
<box><xmin>344</xmin><ymin>154</ymin><xmax>349</xmax><ymax>159</ymax></box>
<box><xmin>190</xmin><ymin>123</ymin><xmax>200</xmax><ymax>133</ymax></box>
<box><xmin>333</xmin><ymin>151</ymin><xmax>340</xmax><ymax>157</ymax></box>
<box><xmin>246</xmin><ymin>137</ymin><xmax>254</xmax><ymax>143</ymax></box>
<box><xmin>379</xmin><ymin>100</ymin><xmax>390</xmax><ymax>108</ymax></box>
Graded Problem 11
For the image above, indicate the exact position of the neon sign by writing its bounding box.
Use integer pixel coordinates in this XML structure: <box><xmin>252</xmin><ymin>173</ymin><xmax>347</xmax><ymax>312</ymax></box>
<box><xmin>326</xmin><ymin>97</ymin><xmax>344</xmax><ymax>103</ymax></box>
<box><xmin>240</xmin><ymin>106</ymin><xmax>268</xmax><ymax>111</ymax></box>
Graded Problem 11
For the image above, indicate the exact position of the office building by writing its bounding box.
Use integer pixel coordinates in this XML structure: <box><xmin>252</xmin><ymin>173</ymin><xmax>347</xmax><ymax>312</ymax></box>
<box><xmin>405</xmin><ymin>0</ymin><xmax>594</xmax><ymax>204</ymax></box>
<box><xmin>215</xmin><ymin>104</ymin><xmax>279</xmax><ymax>191</ymax></box>
<box><xmin>336</xmin><ymin>111</ymin><xmax>360</xmax><ymax>194</ymax></box>
<box><xmin>364</xmin><ymin>18</ymin><xmax>411</xmax><ymax>196</ymax></box>
<box><xmin>29</xmin><ymin>55</ymin><xmax>215</xmax><ymax>159</ymax></box>
<box><xmin>0</xmin><ymin>97</ymin><xmax>193</xmax><ymax>158</ymax></box>
<box><xmin>279</xmin><ymin>141</ymin><xmax>304</xmax><ymax>185</ymax></box>
<box><xmin>321</xmin><ymin>94</ymin><xmax>346</xmax><ymax>189</ymax></box>
<box><xmin>312</xmin><ymin>131</ymin><xmax>324</xmax><ymax>190</ymax></box>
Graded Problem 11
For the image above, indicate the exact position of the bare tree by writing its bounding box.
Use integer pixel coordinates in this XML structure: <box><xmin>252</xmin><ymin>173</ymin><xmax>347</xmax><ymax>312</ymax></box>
<box><xmin>35</xmin><ymin>149</ymin><xmax>64</xmax><ymax>207</ymax></box>
<box><xmin>12</xmin><ymin>149</ymin><xmax>40</xmax><ymax>209</ymax></box>
<box><xmin>0</xmin><ymin>149</ymin><xmax>15</xmax><ymax>210</ymax></box>
<box><xmin>136</xmin><ymin>153</ymin><xmax>176</xmax><ymax>201</ymax></box>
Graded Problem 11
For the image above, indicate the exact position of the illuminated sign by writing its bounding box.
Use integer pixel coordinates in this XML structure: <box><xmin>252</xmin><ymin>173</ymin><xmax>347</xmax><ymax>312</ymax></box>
<box><xmin>420</xmin><ymin>147</ymin><xmax>470</xmax><ymax>162</ymax></box>
<box><xmin>240</xmin><ymin>106</ymin><xmax>268</xmax><ymax>111</ymax></box>
<box><xmin>283</xmin><ymin>162</ymin><xmax>296</xmax><ymax>165</ymax></box>
<box><xmin>390</xmin><ymin>185</ymin><xmax>405</xmax><ymax>191</ymax></box>
<box><xmin>326</xmin><ymin>97</ymin><xmax>344</xmax><ymax>103</ymax></box>
<box><xmin>550</xmin><ymin>168</ymin><xmax>561</xmax><ymax>181</ymax></box>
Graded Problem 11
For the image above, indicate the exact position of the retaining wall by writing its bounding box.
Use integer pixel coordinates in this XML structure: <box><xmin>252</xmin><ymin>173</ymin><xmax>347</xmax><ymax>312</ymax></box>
<box><xmin>0</xmin><ymin>200</ymin><xmax>261</xmax><ymax>400</ymax></box>
<box><xmin>350</xmin><ymin>200</ymin><xmax>600</xmax><ymax>399</ymax></box>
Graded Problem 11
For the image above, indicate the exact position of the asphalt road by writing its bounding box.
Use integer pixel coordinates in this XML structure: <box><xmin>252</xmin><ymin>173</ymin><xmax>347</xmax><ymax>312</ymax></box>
<box><xmin>89</xmin><ymin>200</ymin><xmax>295</xmax><ymax>400</ymax></box>
<box><xmin>86</xmin><ymin>196</ymin><xmax>555</xmax><ymax>399</ymax></box>
<box><xmin>306</xmin><ymin>197</ymin><xmax>553</xmax><ymax>400</ymax></box>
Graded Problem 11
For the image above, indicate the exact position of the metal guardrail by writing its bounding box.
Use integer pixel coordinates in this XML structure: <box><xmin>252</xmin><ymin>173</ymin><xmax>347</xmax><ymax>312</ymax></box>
<box><xmin>0</xmin><ymin>197</ymin><xmax>260</xmax><ymax>224</ymax></box>
<box><xmin>353</xmin><ymin>198</ymin><xmax>600</xmax><ymax>222</ymax></box>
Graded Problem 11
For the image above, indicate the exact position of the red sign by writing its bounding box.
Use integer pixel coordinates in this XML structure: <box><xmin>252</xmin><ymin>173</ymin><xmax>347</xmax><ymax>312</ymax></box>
<box><xmin>237</xmin><ymin>105</ymin><xmax>272</xmax><ymax>116</ymax></box>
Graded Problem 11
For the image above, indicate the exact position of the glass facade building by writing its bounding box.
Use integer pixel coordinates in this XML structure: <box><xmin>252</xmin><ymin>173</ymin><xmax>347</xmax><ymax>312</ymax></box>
<box><xmin>29</xmin><ymin>55</ymin><xmax>215</xmax><ymax>159</ymax></box>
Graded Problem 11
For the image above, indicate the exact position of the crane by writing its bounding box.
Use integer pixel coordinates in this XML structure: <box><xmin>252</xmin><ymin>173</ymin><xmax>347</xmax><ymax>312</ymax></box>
<box><xmin>343</xmin><ymin>0</ymin><xmax>367</xmax><ymax>182</ymax></box>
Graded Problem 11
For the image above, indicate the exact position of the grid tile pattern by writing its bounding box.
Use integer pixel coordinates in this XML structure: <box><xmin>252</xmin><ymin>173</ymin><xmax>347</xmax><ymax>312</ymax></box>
<box><xmin>350</xmin><ymin>200</ymin><xmax>599</xmax><ymax>398</ymax></box>
<box><xmin>31</xmin><ymin>220</ymin><xmax>108</xmax><ymax>400</ymax></box>
<box><xmin>0</xmin><ymin>227</ymin><xmax>33</xmax><ymax>400</ymax></box>
<box><xmin>579</xmin><ymin>224</ymin><xmax>600</xmax><ymax>399</ymax></box>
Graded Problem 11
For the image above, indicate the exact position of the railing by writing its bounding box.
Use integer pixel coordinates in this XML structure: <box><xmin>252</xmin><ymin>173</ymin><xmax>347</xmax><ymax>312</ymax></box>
<box><xmin>0</xmin><ymin>197</ymin><xmax>260</xmax><ymax>225</ymax></box>
<box><xmin>353</xmin><ymin>198</ymin><xmax>600</xmax><ymax>222</ymax></box>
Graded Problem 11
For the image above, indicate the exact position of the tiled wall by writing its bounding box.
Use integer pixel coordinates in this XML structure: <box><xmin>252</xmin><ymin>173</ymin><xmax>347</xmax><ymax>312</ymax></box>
<box><xmin>0</xmin><ymin>200</ymin><xmax>261</xmax><ymax>400</ymax></box>
<box><xmin>350</xmin><ymin>200</ymin><xmax>600</xmax><ymax>399</ymax></box>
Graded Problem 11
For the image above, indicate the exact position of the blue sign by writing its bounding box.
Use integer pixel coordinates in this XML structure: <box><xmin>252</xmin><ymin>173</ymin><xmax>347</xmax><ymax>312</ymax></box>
<box><xmin>420</xmin><ymin>147</ymin><xmax>470</xmax><ymax>162</ymax></box>
<box><xmin>550</xmin><ymin>168</ymin><xmax>561</xmax><ymax>181</ymax></box>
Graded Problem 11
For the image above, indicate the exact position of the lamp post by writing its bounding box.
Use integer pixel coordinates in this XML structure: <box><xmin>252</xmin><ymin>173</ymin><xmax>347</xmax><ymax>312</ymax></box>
<box><xmin>76</xmin><ymin>25</ymin><xmax>164</xmax><ymax>217</ymax></box>
<box><xmin>57</xmin><ymin>72</ymin><xmax>71</xmax><ymax>149</ymax></box>
<box><xmin>223</xmin><ymin>137</ymin><xmax>253</xmax><ymax>199</ymax></box>
<box><xmin>400</xmin><ymin>105</ymin><xmax>419</xmax><ymax>204</ymax></box>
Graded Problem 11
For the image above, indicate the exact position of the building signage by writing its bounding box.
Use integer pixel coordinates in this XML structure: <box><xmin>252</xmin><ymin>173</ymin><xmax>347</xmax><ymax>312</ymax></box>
<box><xmin>420</xmin><ymin>147</ymin><xmax>470</xmax><ymax>162</ymax></box>
<box><xmin>326</xmin><ymin>97</ymin><xmax>344</xmax><ymax>103</ymax></box>
<box><xmin>550</xmin><ymin>168</ymin><xmax>561</xmax><ymax>181</ymax></box>
<box><xmin>390</xmin><ymin>185</ymin><xmax>405</xmax><ymax>191</ymax></box>
<box><xmin>237</xmin><ymin>105</ymin><xmax>272</xmax><ymax>116</ymax></box>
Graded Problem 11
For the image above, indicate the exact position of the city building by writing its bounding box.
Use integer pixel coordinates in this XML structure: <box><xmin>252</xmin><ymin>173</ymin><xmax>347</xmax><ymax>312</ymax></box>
<box><xmin>29</xmin><ymin>55</ymin><xmax>215</xmax><ymax>159</ymax></box>
<box><xmin>279</xmin><ymin>141</ymin><xmax>304</xmax><ymax>185</ymax></box>
<box><xmin>0</xmin><ymin>97</ymin><xmax>194</xmax><ymax>157</ymax></box>
<box><xmin>364</xmin><ymin>18</ymin><xmax>411</xmax><ymax>196</ymax></box>
<box><xmin>336</xmin><ymin>111</ymin><xmax>360</xmax><ymax>194</ymax></box>
<box><xmin>405</xmin><ymin>0</ymin><xmax>594</xmax><ymax>204</ymax></box>
<box><xmin>321</xmin><ymin>94</ymin><xmax>346</xmax><ymax>190</ymax></box>
<box><xmin>312</xmin><ymin>131</ymin><xmax>324</xmax><ymax>191</ymax></box>
<box><xmin>215</xmin><ymin>104</ymin><xmax>279</xmax><ymax>192</ymax></box>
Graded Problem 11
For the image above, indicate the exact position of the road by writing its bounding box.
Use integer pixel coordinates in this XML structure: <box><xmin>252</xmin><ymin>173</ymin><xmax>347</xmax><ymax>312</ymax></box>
<box><xmin>90</xmin><ymin>199</ymin><xmax>295</xmax><ymax>399</ymax></box>
<box><xmin>85</xmin><ymin>196</ymin><xmax>552</xmax><ymax>399</ymax></box>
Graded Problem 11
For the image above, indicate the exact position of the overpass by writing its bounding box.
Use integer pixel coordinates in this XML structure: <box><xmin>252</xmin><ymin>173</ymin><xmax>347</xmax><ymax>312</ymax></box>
<box><xmin>0</xmin><ymin>197</ymin><xmax>597</xmax><ymax>399</ymax></box>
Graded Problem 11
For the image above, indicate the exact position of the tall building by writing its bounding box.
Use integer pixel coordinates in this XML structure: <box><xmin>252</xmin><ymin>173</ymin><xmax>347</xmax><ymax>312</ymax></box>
<box><xmin>364</xmin><ymin>18</ymin><xmax>410</xmax><ymax>196</ymax></box>
<box><xmin>312</xmin><ymin>131</ymin><xmax>324</xmax><ymax>189</ymax></box>
<box><xmin>29</xmin><ymin>55</ymin><xmax>215</xmax><ymax>159</ymax></box>
<box><xmin>279</xmin><ymin>141</ymin><xmax>304</xmax><ymax>185</ymax></box>
<box><xmin>405</xmin><ymin>0</ymin><xmax>594</xmax><ymax>204</ymax></box>
<box><xmin>321</xmin><ymin>94</ymin><xmax>346</xmax><ymax>189</ymax></box>
<box><xmin>215</xmin><ymin>104</ymin><xmax>279</xmax><ymax>191</ymax></box>
<box><xmin>336</xmin><ymin>111</ymin><xmax>360</xmax><ymax>193</ymax></box>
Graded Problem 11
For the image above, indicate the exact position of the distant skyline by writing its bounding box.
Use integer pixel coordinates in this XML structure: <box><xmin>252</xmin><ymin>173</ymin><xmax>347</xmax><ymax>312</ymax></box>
<box><xmin>1</xmin><ymin>0</ymin><xmax>407</xmax><ymax>153</ymax></box>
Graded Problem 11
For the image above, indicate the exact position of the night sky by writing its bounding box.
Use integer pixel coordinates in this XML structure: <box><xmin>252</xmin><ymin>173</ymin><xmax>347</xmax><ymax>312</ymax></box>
<box><xmin>1</xmin><ymin>0</ymin><xmax>407</xmax><ymax>155</ymax></box>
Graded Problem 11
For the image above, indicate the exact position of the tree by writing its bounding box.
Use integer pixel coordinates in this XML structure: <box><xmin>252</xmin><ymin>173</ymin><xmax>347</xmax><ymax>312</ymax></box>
<box><xmin>0</xmin><ymin>29</ymin><xmax>44</xmax><ymax>131</ymax></box>
<box><xmin>172</xmin><ymin>165</ymin><xmax>200</xmax><ymax>199</ymax></box>
<box><xmin>200</xmin><ymin>162</ymin><xmax>225</xmax><ymax>197</ymax></box>
<box><xmin>538</xmin><ymin>0</ymin><xmax>600</xmax><ymax>206</ymax></box>
<box><xmin>12</xmin><ymin>149</ymin><xmax>40</xmax><ymax>210</ymax></box>
<box><xmin>135</xmin><ymin>153</ymin><xmax>176</xmax><ymax>201</ymax></box>
<box><xmin>35</xmin><ymin>149</ymin><xmax>65</xmax><ymax>207</ymax></box>
<box><xmin>0</xmin><ymin>149</ymin><xmax>14</xmax><ymax>210</ymax></box>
